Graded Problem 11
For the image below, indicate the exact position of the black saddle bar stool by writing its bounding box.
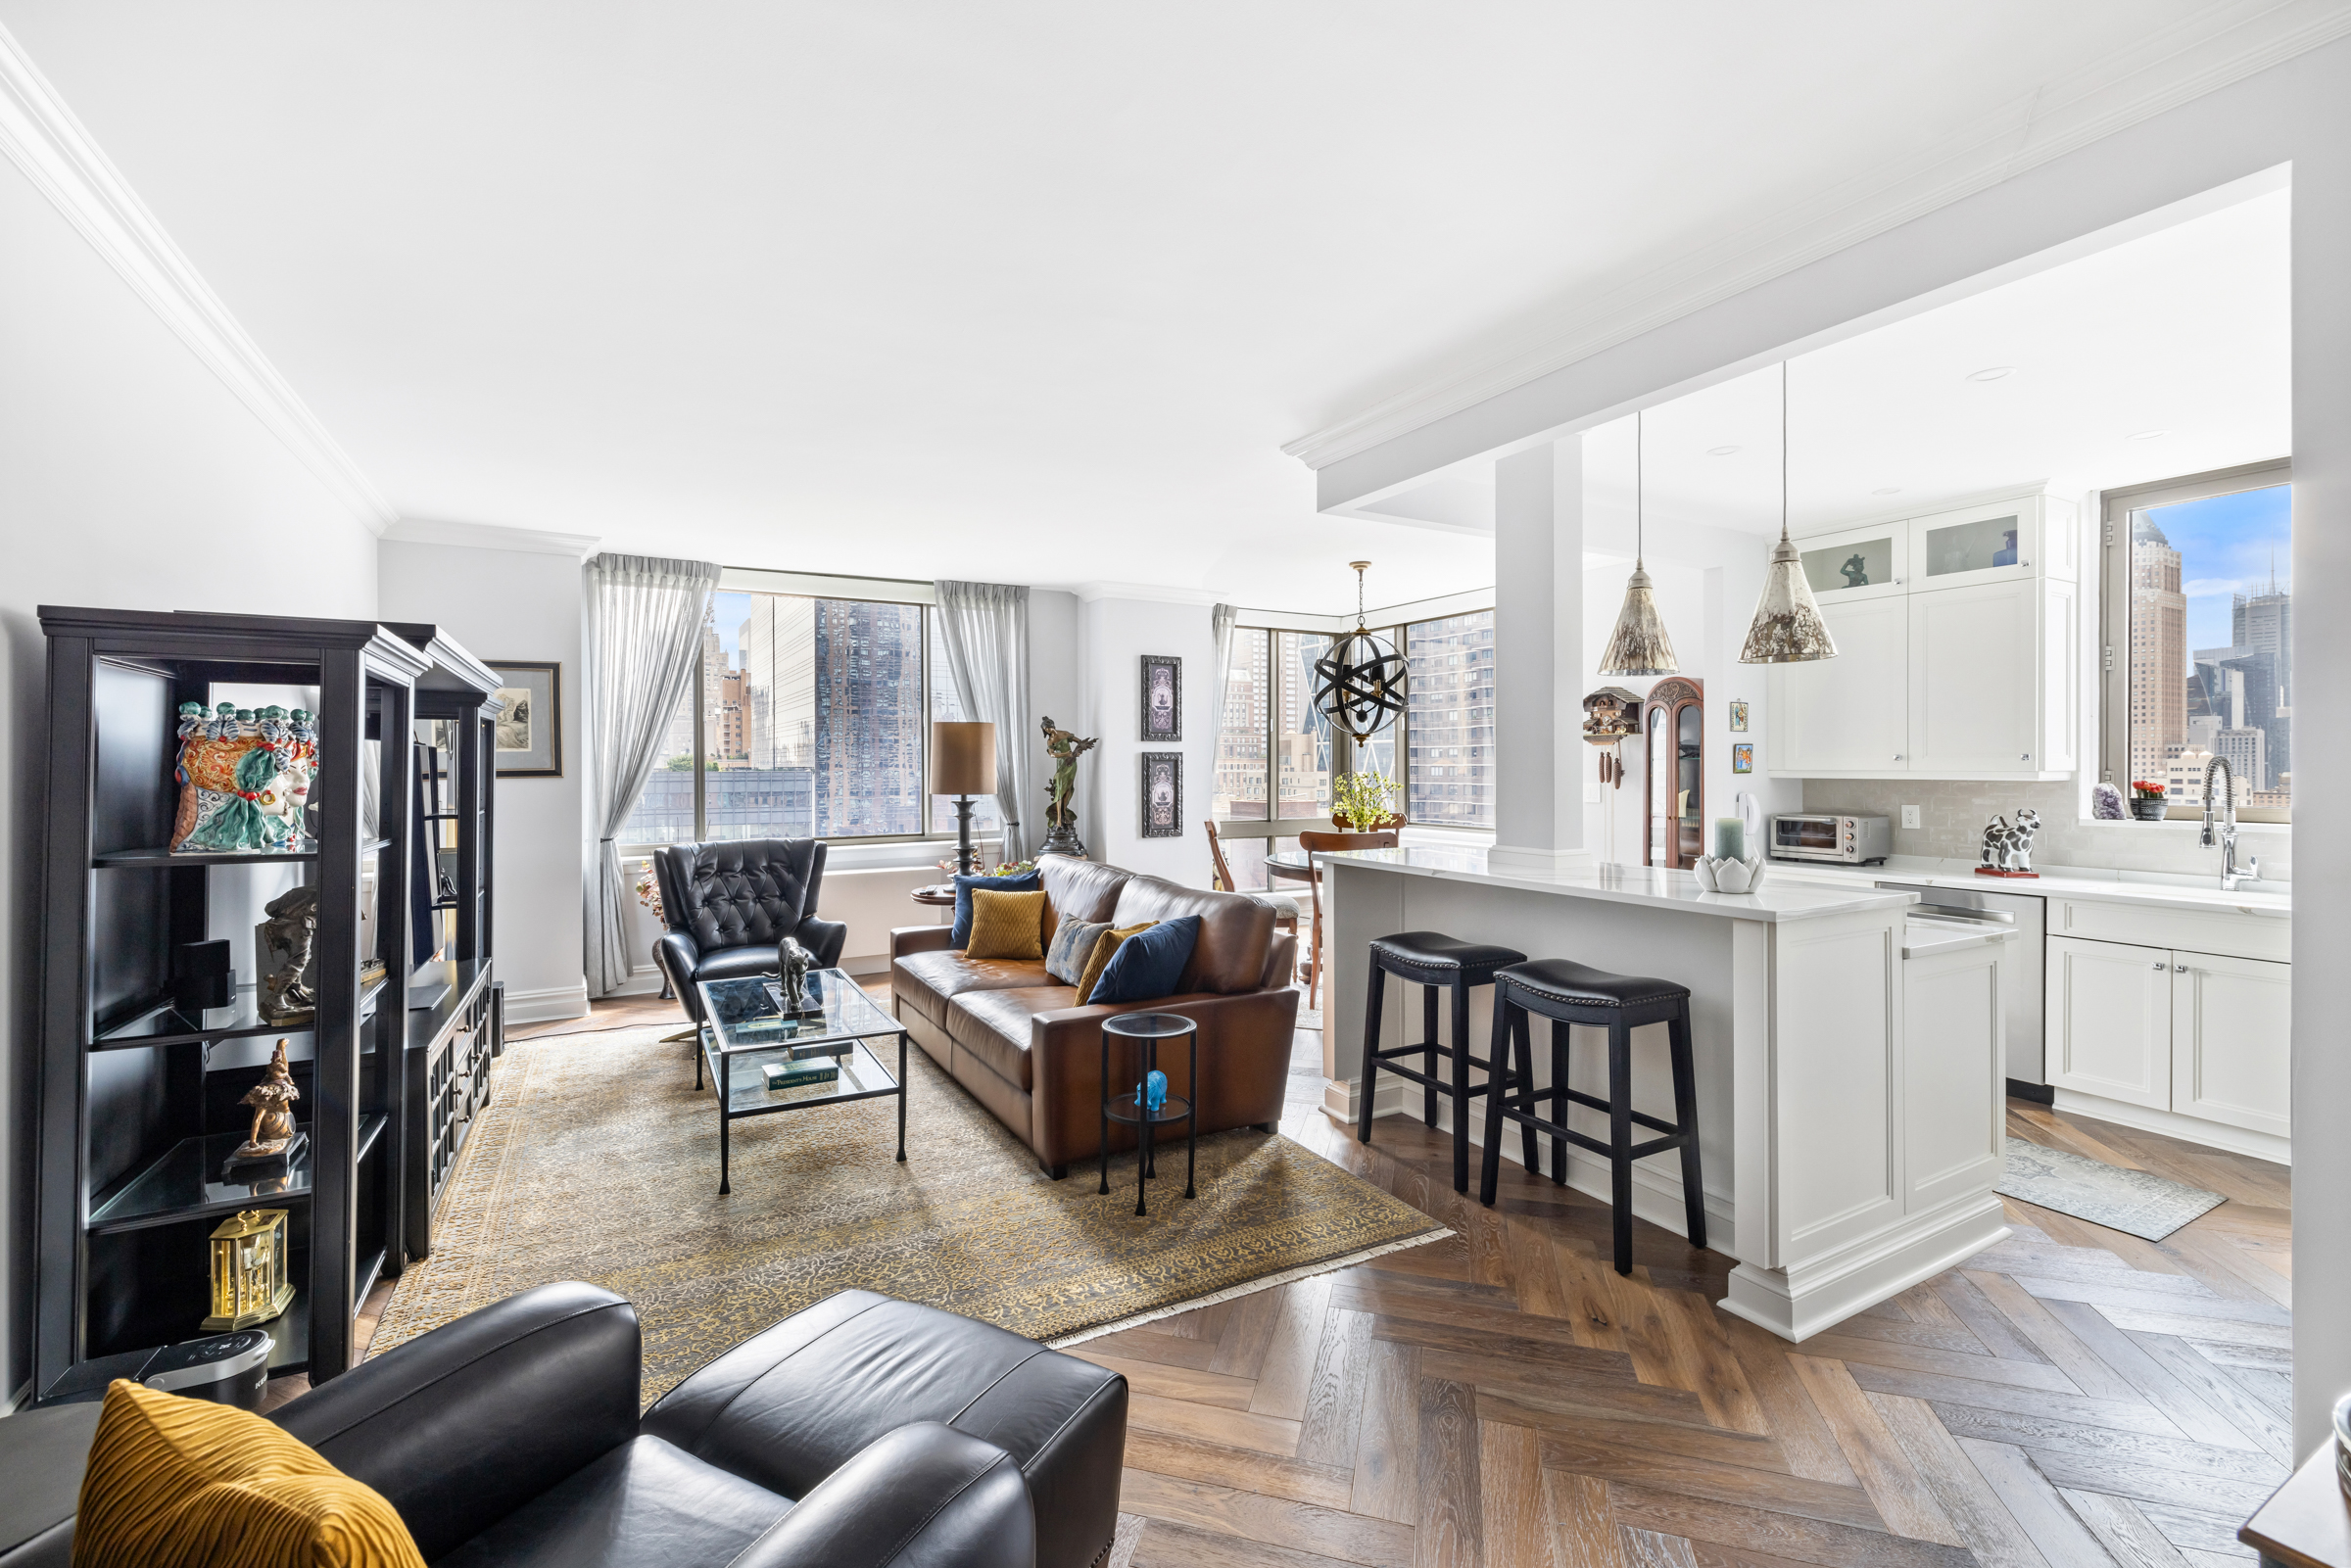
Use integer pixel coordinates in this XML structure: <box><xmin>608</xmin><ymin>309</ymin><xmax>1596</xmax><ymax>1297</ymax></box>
<box><xmin>1477</xmin><ymin>958</ymin><xmax>1706</xmax><ymax>1275</ymax></box>
<box><xmin>1358</xmin><ymin>931</ymin><xmax>1529</xmax><ymax>1192</ymax></box>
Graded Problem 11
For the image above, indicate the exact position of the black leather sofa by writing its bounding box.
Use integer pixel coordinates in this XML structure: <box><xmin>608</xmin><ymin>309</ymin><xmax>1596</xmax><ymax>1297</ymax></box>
<box><xmin>653</xmin><ymin>838</ymin><xmax>849</xmax><ymax>1024</ymax></box>
<box><xmin>0</xmin><ymin>1284</ymin><xmax>1128</xmax><ymax>1568</ymax></box>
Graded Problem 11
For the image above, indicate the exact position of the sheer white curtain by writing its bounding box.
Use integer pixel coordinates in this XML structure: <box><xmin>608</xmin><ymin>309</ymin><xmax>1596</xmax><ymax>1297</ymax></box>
<box><xmin>1208</xmin><ymin>603</ymin><xmax>1239</xmax><ymax>752</ymax></box>
<box><xmin>584</xmin><ymin>552</ymin><xmax>720</xmax><ymax>996</ymax></box>
<box><xmin>933</xmin><ymin>581</ymin><xmax>1032</xmax><ymax>863</ymax></box>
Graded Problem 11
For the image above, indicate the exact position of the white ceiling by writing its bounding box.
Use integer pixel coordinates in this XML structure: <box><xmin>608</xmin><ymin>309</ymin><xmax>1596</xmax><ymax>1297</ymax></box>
<box><xmin>0</xmin><ymin>2</ymin><xmax>2295</xmax><ymax>612</ymax></box>
<box><xmin>1566</xmin><ymin>184</ymin><xmax>2293</xmax><ymax>557</ymax></box>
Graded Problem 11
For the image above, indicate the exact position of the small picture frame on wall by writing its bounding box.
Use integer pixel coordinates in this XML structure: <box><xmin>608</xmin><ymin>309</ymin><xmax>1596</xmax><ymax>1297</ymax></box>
<box><xmin>1140</xmin><ymin>655</ymin><xmax>1182</xmax><ymax>741</ymax></box>
<box><xmin>1140</xmin><ymin>751</ymin><xmax>1183</xmax><ymax>837</ymax></box>
<box><xmin>1729</xmin><ymin>699</ymin><xmax>1750</xmax><ymax>733</ymax></box>
<box><xmin>489</xmin><ymin>661</ymin><xmax>562</xmax><ymax>778</ymax></box>
<box><xmin>1732</xmin><ymin>742</ymin><xmax>1754</xmax><ymax>774</ymax></box>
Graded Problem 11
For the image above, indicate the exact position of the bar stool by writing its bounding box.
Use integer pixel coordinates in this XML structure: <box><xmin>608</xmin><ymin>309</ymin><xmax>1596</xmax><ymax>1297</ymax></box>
<box><xmin>1358</xmin><ymin>931</ymin><xmax>1529</xmax><ymax>1193</ymax></box>
<box><xmin>1477</xmin><ymin>958</ymin><xmax>1705</xmax><ymax>1275</ymax></box>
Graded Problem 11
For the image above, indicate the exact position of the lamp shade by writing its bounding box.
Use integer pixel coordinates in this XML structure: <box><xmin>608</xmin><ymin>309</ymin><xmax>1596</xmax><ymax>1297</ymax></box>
<box><xmin>1738</xmin><ymin>536</ymin><xmax>1839</xmax><ymax>663</ymax></box>
<box><xmin>931</xmin><ymin>721</ymin><xmax>997</xmax><ymax>795</ymax></box>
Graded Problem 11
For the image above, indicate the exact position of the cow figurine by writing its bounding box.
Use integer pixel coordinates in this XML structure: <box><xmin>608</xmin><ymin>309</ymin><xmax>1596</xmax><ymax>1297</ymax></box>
<box><xmin>1979</xmin><ymin>816</ymin><xmax>2010</xmax><ymax>871</ymax></box>
<box><xmin>2003</xmin><ymin>808</ymin><xmax>2040</xmax><ymax>874</ymax></box>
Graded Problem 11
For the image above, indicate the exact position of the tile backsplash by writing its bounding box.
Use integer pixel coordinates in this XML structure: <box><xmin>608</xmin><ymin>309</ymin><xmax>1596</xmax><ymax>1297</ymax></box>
<box><xmin>1799</xmin><ymin>779</ymin><xmax>2291</xmax><ymax>880</ymax></box>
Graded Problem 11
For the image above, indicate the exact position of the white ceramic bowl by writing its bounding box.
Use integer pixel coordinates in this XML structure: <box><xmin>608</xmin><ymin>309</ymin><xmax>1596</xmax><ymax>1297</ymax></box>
<box><xmin>1695</xmin><ymin>855</ymin><xmax>1768</xmax><ymax>894</ymax></box>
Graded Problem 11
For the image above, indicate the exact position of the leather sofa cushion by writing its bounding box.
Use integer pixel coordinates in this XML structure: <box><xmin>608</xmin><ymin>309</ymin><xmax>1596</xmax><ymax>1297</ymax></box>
<box><xmin>1038</xmin><ymin>856</ymin><xmax>1129</xmax><ymax>925</ymax></box>
<box><xmin>890</xmin><ymin>951</ymin><xmax>1050</xmax><ymax>1030</ymax></box>
<box><xmin>1111</xmin><ymin>875</ymin><xmax>1274</xmax><ymax>994</ymax></box>
<box><xmin>946</xmin><ymin>988</ymin><xmax>1075</xmax><ymax>1090</ymax></box>
<box><xmin>437</xmin><ymin>1436</ymin><xmax>790</xmax><ymax>1568</ymax></box>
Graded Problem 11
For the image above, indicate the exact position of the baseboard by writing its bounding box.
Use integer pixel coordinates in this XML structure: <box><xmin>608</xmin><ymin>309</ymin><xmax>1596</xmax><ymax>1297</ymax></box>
<box><xmin>2006</xmin><ymin>1078</ymin><xmax>2055</xmax><ymax>1106</ymax></box>
<box><xmin>504</xmin><ymin>982</ymin><xmax>591</xmax><ymax>1024</ymax></box>
<box><xmin>3</xmin><ymin>1378</ymin><xmax>29</xmax><ymax>1415</ymax></box>
<box><xmin>601</xmin><ymin>968</ymin><xmax>665</xmax><ymax>999</ymax></box>
<box><xmin>1319</xmin><ymin>1074</ymin><xmax>1406</xmax><ymax>1124</ymax></box>
<box><xmin>2049</xmin><ymin>1089</ymin><xmax>2289</xmax><ymax>1165</ymax></box>
<box><xmin>1720</xmin><ymin>1194</ymin><xmax>2009</xmax><ymax>1343</ymax></box>
<box><xmin>840</xmin><ymin>953</ymin><xmax>890</xmax><ymax>978</ymax></box>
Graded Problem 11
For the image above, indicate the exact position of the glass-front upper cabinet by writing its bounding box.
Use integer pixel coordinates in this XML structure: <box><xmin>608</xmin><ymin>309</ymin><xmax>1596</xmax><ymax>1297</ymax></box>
<box><xmin>1793</xmin><ymin>520</ymin><xmax>1908</xmax><ymax>604</ymax></box>
<box><xmin>1908</xmin><ymin>497</ymin><xmax>2042</xmax><ymax>592</ymax></box>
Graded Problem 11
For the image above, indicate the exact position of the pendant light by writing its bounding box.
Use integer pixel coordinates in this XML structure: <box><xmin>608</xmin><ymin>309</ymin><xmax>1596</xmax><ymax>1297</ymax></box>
<box><xmin>1311</xmin><ymin>561</ymin><xmax>1409</xmax><ymax>742</ymax></box>
<box><xmin>1738</xmin><ymin>361</ymin><xmax>1838</xmax><ymax>664</ymax></box>
<box><xmin>1597</xmin><ymin>409</ymin><xmax>1679</xmax><ymax>677</ymax></box>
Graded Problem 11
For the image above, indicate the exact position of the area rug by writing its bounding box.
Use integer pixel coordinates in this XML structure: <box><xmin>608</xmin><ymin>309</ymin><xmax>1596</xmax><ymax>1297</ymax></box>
<box><xmin>370</xmin><ymin>1023</ymin><xmax>1446</xmax><ymax>1402</ymax></box>
<box><xmin>1995</xmin><ymin>1137</ymin><xmax>2226</xmax><ymax>1241</ymax></box>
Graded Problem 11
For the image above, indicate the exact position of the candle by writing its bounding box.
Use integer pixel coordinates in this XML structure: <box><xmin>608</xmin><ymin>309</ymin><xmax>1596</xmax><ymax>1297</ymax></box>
<box><xmin>1713</xmin><ymin>819</ymin><xmax>1745</xmax><ymax>862</ymax></box>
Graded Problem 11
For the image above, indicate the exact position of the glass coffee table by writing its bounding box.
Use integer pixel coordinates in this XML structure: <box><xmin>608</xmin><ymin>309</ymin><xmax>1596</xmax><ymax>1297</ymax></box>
<box><xmin>694</xmin><ymin>969</ymin><xmax>908</xmax><ymax>1194</ymax></box>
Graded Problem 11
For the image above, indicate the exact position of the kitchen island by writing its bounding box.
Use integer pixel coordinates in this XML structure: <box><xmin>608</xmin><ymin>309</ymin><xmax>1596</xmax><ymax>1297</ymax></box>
<box><xmin>1319</xmin><ymin>845</ymin><xmax>2011</xmax><ymax>1342</ymax></box>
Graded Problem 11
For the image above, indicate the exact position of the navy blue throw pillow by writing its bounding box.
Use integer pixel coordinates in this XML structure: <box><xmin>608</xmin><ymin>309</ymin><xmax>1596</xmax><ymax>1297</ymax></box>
<box><xmin>1091</xmin><ymin>915</ymin><xmax>1201</xmax><ymax>1004</ymax></box>
<box><xmin>952</xmin><ymin>871</ymin><xmax>1041</xmax><ymax>948</ymax></box>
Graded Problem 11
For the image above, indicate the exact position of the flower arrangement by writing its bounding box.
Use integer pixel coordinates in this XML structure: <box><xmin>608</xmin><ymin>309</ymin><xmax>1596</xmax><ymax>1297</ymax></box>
<box><xmin>2130</xmin><ymin>780</ymin><xmax>2167</xmax><ymax>799</ymax></box>
<box><xmin>935</xmin><ymin>857</ymin><xmax>1040</xmax><ymax>879</ymax></box>
<box><xmin>634</xmin><ymin>862</ymin><xmax>664</xmax><ymax>922</ymax></box>
<box><xmin>1331</xmin><ymin>770</ymin><xmax>1403</xmax><ymax>832</ymax></box>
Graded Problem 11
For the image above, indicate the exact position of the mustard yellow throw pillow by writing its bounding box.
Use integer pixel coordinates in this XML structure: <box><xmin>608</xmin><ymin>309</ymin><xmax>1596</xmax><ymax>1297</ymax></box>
<box><xmin>73</xmin><ymin>1378</ymin><xmax>424</xmax><ymax>1568</ymax></box>
<box><xmin>1076</xmin><ymin>922</ymin><xmax>1154</xmax><ymax>1005</ymax></box>
<box><xmin>966</xmin><ymin>888</ymin><xmax>1047</xmax><ymax>960</ymax></box>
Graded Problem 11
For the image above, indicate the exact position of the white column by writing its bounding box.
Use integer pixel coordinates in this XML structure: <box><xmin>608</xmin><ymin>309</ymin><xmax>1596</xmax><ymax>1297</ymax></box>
<box><xmin>1488</xmin><ymin>437</ymin><xmax>1591</xmax><ymax>874</ymax></box>
<box><xmin>2291</xmin><ymin>85</ymin><xmax>2351</xmax><ymax>1458</ymax></box>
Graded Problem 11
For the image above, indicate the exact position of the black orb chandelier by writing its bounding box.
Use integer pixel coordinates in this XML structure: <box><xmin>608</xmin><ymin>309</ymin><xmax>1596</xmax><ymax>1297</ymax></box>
<box><xmin>1312</xmin><ymin>561</ymin><xmax>1408</xmax><ymax>743</ymax></box>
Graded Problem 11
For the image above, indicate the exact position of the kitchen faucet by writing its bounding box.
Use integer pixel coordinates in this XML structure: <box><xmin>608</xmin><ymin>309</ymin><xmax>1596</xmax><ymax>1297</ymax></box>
<box><xmin>2200</xmin><ymin>754</ymin><xmax>2260</xmax><ymax>890</ymax></box>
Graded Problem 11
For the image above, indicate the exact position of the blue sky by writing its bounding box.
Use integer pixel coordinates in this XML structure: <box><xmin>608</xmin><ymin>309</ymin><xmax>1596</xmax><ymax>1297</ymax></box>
<box><xmin>2144</xmin><ymin>483</ymin><xmax>2290</xmax><ymax>657</ymax></box>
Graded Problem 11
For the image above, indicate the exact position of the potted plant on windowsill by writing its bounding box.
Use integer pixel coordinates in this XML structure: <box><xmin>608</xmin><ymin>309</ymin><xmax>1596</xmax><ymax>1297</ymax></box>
<box><xmin>2129</xmin><ymin>781</ymin><xmax>2170</xmax><ymax>822</ymax></box>
<box><xmin>1331</xmin><ymin>771</ymin><xmax>1404</xmax><ymax>832</ymax></box>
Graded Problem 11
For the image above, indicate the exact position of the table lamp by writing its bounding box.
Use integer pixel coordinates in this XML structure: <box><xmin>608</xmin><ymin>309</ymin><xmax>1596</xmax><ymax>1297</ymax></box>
<box><xmin>931</xmin><ymin>721</ymin><xmax>997</xmax><ymax>876</ymax></box>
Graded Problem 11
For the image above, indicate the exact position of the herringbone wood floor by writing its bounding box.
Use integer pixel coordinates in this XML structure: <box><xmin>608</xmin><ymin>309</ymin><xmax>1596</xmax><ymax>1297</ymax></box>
<box><xmin>1075</xmin><ymin>1027</ymin><xmax>2293</xmax><ymax>1568</ymax></box>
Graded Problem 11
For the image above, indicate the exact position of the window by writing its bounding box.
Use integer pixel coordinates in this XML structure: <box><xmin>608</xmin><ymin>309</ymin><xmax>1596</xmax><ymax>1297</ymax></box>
<box><xmin>2103</xmin><ymin>463</ymin><xmax>2290</xmax><ymax>822</ymax></box>
<box><xmin>928</xmin><ymin>616</ymin><xmax>1001</xmax><ymax>839</ymax></box>
<box><xmin>1404</xmin><ymin>612</ymin><xmax>1495</xmax><ymax>828</ymax></box>
<box><xmin>1212</xmin><ymin>606</ymin><xmax>1494</xmax><ymax>839</ymax></box>
<box><xmin>622</xmin><ymin>588</ymin><xmax>957</xmax><ymax>848</ymax></box>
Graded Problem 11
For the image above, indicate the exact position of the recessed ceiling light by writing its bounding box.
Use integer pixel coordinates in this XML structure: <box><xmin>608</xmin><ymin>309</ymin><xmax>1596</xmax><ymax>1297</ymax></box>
<box><xmin>1966</xmin><ymin>366</ymin><xmax>2014</xmax><ymax>382</ymax></box>
<box><xmin>2129</xmin><ymin>430</ymin><xmax>2167</xmax><ymax>441</ymax></box>
<box><xmin>1872</xmin><ymin>487</ymin><xmax>1902</xmax><ymax>496</ymax></box>
<box><xmin>1707</xmin><ymin>445</ymin><xmax>1741</xmax><ymax>456</ymax></box>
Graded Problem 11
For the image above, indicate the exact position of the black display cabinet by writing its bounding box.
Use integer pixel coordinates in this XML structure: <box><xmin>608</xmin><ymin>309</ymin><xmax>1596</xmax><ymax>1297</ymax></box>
<box><xmin>383</xmin><ymin>623</ymin><xmax>503</xmax><ymax>1259</ymax></box>
<box><xmin>32</xmin><ymin>607</ymin><xmax>433</xmax><ymax>1401</ymax></box>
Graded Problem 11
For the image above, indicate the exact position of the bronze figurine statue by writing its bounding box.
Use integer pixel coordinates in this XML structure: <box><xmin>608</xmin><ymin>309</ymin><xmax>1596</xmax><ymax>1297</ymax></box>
<box><xmin>235</xmin><ymin>1040</ymin><xmax>301</xmax><ymax>1161</ymax></box>
<box><xmin>1038</xmin><ymin>716</ymin><xmax>1097</xmax><ymax>857</ymax></box>
<box><xmin>256</xmin><ymin>884</ymin><xmax>319</xmax><ymax>1023</ymax></box>
<box><xmin>778</xmin><ymin>935</ymin><xmax>814</xmax><ymax>1014</ymax></box>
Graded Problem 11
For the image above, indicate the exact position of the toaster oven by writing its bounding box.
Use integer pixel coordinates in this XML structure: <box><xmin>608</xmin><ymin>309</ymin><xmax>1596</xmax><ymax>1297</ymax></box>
<box><xmin>1769</xmin><ymin>814</ymin><xmax>1893</xmax><ymax>865</ymax></box>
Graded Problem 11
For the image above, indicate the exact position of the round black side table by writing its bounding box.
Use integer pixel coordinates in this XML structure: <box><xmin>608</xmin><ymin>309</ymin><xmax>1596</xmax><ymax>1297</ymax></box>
<box><xmin>1100</xmin><ymin>1012</ymin><xmax>1198</xmax><ymax>1216</ymax></box>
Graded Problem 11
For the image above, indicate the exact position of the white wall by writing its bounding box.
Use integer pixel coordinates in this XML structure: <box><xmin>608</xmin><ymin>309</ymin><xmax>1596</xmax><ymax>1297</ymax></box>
<box><xmin>1076</xmin><ymin>596</ymin><xmax>1218</xmax><ymax>884</ymax></box>
<box><xmin>377</xmin><ymin>541</ymin><xmax>588</xmax><ymax>1023</ymax></box>
<box><xmin>1</xmin><ymin>154</ymin><xmax>382</xmax><ymax>1403</ymax></box>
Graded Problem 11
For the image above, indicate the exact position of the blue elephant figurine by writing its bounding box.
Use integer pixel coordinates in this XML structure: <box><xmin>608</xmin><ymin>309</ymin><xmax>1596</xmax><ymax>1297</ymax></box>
<box><xmin>1143</xmin><ymin>1069</ymin><xmax>1168</xmax><ymax>1115</ymax></box>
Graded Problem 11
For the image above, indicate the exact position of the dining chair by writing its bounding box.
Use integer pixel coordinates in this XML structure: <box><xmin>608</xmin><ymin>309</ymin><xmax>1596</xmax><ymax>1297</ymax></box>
<box><xmin>1204</xmin><ymin>820</ymin><xmax>1302</xmax><ymax>942</ymax></box>
<box><xmin>1294</xmin><ymin>829</ymin><xmax>1401</xmax><ymax>990</ymax></box>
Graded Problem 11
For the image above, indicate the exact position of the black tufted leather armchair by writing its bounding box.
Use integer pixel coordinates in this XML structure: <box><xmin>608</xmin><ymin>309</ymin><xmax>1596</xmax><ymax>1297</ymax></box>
<box><xmin>652</xmin><ymin>839</ymin><xmax>849</xmax><ymax>1023</ymax></box>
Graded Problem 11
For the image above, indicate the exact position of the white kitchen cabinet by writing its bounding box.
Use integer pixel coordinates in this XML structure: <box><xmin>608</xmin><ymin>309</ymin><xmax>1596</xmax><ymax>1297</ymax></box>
<box><xmin>1792</xmin><ymin>520</ymin><xmax>1909</xmax><ymax>605</ymax></box>
<box><xmin>2171</xmin><ymin>952</ymin><xmax>2291</xmax><ymax>1139</ymax></box>
<box><xmin>2047</xmin><ymin>935</ymin><xmax>2174</xmax><ymax>1109</ymax></box>
<box><xmin>1771</xmin><ymin>596</ymin><xmax>1908</xmax><ymax>773</ymax></box>
<box><xmin>1903</xmin><ymin>935</ymin><xmax>2008</xmax><ymax>1212</ymax></box>
<box><xmin>1768</xmin><ymin>491</ymin><xmax>2080</xmax><ymax>781</ymax></box>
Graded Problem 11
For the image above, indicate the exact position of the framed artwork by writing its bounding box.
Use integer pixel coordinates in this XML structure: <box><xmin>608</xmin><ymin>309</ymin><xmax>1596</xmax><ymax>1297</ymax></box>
<box><xmin>1732</xmin><ymin>742</ymin><xmax>1754</xmax><ymax>774</ymax></box>
<box><xmin>1728</xmin><ymin>699</ymin><xmax>1750</xmax><ymax>733</ymax></box>
<box><xmin>1140</xmin><ymin>654</ymin><xmax>1182</xmax><ymax>741</ymax></box>
<box><xmin>1140</xmin><ymin>751</ymin><xmax>1183</xmax><ymax>838</ymax></box>
<box><xmin>489</xmin><ymin>661</ymin><xmax>562</xmax><ymax>778</ymax></box>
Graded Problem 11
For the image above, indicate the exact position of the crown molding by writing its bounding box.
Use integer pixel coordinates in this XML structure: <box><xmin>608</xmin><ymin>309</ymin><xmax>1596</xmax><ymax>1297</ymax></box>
<box><xmin>1069</xmin><ymin>581</ymin><xmax>1225</xmax><ymax>606</ymax></box>
<box><xmin>0</xmin><ymin>22</ymin><xmax>395</xmax><ymax>530</ymax></box>
<box><xmin>1282</xmin><ymin>0</ymin><xmax>2351</xmax><ymax>473</ymax></box>
<box><xmin>382</xmin><ymin>517</ymin><xmax>601</xmax><ymax>559</ymax></box>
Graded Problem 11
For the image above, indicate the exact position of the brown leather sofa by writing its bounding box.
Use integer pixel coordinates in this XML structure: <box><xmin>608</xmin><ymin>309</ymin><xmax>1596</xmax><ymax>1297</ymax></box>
<box><xmin>890</xmin><ymin>855</ymin><xmax>1300</xmax><ymax>1176</ymax></box>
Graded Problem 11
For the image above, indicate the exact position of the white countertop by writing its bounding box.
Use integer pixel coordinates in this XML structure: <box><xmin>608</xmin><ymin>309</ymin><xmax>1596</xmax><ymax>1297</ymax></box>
<box><xmin>1764</xmin><ymin>856</ymin><xmax>2290</xmax><ymax>920</ymax></box>
<box><xmin>1315</xmin><ymin>845</ymin><xmax>1912</xmax><ymax>923</ymax></box>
